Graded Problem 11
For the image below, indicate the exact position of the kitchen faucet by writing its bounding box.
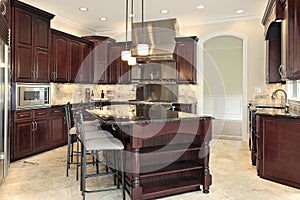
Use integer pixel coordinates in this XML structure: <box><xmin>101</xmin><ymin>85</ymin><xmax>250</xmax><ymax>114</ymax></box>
<box><xmin>271</xmin><ymin>89</ymin><xmax>289</xmax><ymax>113</ymax></box>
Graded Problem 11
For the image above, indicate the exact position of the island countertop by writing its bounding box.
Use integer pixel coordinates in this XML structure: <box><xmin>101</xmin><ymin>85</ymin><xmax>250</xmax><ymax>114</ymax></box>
<box><xmin>86</xmin><ymin>104</ymin><xmax>213</xmax><ymax>125</ymax></box>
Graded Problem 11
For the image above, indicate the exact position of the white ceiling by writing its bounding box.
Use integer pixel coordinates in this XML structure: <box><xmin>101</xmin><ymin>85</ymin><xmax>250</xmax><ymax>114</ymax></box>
<box><xmin>20</xmin><ymin>0</ymin><xmax>268</xmax><ymax>36</ymax></box>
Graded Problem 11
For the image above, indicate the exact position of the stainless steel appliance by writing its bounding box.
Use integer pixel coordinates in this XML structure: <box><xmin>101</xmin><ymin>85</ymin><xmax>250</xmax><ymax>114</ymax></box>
<box><xmin>0</xmin><ymin>24</ymin><xmax>9</xmax><ymax>183</ymax></box>
<box><xmin>16</xmin><ymin>83</ymin><xmax>50</xmax><ymax>109</ymax></box>
<box><xmin>136</xmin><ymin>83</ymin><xmax>178</xmax><ymax>102</ymax></box>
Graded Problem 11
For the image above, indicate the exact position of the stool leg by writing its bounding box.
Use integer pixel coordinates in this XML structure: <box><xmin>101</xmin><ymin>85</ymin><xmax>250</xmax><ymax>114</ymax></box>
<box><xmin>66</xmin><ymin>133</ymin><xmax>71</xmax><ymax>177</ymax></box>
<box><xmin>121</xmin><ymin>150</ymin><xmax>126</xmax><ymax>200</ymax></box>
<box><xmin>76</xmin><ymin>136</ymin><xmax>80</xmax><ymax>181</ymax></box>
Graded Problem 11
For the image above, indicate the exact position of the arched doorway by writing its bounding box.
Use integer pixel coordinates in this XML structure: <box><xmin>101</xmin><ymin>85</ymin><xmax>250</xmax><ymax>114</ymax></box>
<box><xmin>199</xmin><ymin>33</ymin><xmax>248</xmax><ymax>141</ymax></box>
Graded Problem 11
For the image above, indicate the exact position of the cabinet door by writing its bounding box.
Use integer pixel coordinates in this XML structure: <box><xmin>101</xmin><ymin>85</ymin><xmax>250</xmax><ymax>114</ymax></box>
<box><xmin>79</xmin><ymin>43</ymin><xmax>92</xmax><ymax>83</ymax></box>
<box><xmin>175</xmin><ymin>39</ymin><xmax>196</xmax><ymax>84</ymax></box>
<box><xmin>257</xmin><ymin>116</ymin><xmax>300</xmax><ymax>187</ymax></box>
<box><xmin>266</xmin><ymin>39</ymin><xmax>282</xmax><ymax>83</ymax></box>
<box><xmin>34</xmin><ymin>119</ymin><xmax>49</xmax><ymax>151</ymax></box>
<box><xmin>285</xmin><ymin>0</ymin><xmax>300</xmax><ymax>79</ymax></box>
<box><xmin>34</xmin><ymin>17</ymin><xmax>50</xmax><ymax>82</ymax></box>
<box><xmin>51</xmin><ymin>35</ymin><xmax>69</xmax><ymax>82</ymax></box>
<box><xmin>69</xmin><ymin>41</ymin><xmax>81</xmax><ymax>82</ymax></box>
<box><xmin>108</xmin><ymin>44</ymin><xmax>131</xmax><ymax>84</ymax></box>
<box><xmin>14</xmin><ymin>121</ymin><xmax>34</xmax><ymax>160</ymax></box>
<box><xmin>49</xmin><ymin>107</ymin><xmax>66</xmax><ymax>146</ymax></box>
<box><xmin>14</xmin><ymin>8</ymin><xmax>34</xmax><ymax>82</ymax></box>
<box><xmin>94</xmin><ymin>41</ymin><xmax>108</xmax><ymax>83</ymax></box>
<box><xmin>108</xmin><ymin>45</ymin><xmax>121</xmax><ymax>83</ymax></box>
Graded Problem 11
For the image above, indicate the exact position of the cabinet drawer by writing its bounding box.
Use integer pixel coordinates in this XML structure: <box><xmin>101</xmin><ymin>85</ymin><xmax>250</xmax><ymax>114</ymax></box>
<box><xmin>51</xmin><ymin>107</ymin><xmax>65</xmax><ymax>117</ymax></box>
<box><xmin>35</xmin><ymin>108</ymin><xmax>50</xmax><ymax>118</ymax></box>
<box><xmin>14</xmin><ymin>110</ymin><xmax>33</xmax><ymax>121</ymax></box>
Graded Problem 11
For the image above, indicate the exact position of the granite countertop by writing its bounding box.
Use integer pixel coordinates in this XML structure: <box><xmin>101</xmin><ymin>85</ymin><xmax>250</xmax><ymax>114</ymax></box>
<box><xmin>255</xmin><ymin>109</ymin><xmax>300</xmax><ymax>119</ymax></box>
<box><xmin>86</xmin><ymin>104</ymin><xmax>213</xmax><ymax>125</ymax></box>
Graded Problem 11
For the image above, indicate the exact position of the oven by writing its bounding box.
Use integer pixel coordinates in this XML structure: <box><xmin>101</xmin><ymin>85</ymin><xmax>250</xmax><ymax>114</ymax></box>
<box><xmin>15</xmin><ymin>83</ymin><xmax>50</xmax><ymax>109</ymax></box>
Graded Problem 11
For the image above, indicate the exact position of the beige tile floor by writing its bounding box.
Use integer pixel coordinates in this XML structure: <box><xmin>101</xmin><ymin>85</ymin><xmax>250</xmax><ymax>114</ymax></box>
<box><xmin>0</xmin><ymin>139</ymin><xmax>300</xmax><ymax>200</ymax></box>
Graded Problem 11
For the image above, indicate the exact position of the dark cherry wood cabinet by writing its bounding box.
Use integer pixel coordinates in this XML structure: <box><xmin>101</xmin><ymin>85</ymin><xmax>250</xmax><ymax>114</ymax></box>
<box><xmin>11</xmin><ymin>106</ymin><xmax>67</xmax><ymax>161</ymax></box>
<box><xmin>11</xmin><ymin>0</ymin><xmax>54</xmax><ymax>83</ymax></box>
<box><xmin>50</xmin><ymin>29</ymin><xmax>93</xmax><ymax>83</ymax></box>
<box><xmin>108</xmin><ymin>42</ymin><xmax>131</xmax><ymax>84</ymax></box>
<box><xmin>12</xmin><ymin>108</ymin><xmax>50</xmax><ymax>160</ymax></box>
<box><xmin>256</xmin><ymin>114</ymin><xmax>300</xmax><ymax>189</ymax></box>
<box><xmin>49</xmin><ymin>107</ymin><xmax>67</xmax><ymax>147</ymax></box>
<box><xmin>175</xmin><ymin>37</ymin><xmax>198</xmax><ymax>84</ymax></box>
<box><xmin>50</xmin><ymin>30</ymin><xmax>69</xmax><ymax>82</ymax></box>
<box><xmin>82</xmin><ymin>36</ymin><xmax>116</xmax><ymax>84</ymax></box>
<box><xmin>282</xmin><ymin>0</ymin><xmax>300</xmax><ymax>80</ymax></box>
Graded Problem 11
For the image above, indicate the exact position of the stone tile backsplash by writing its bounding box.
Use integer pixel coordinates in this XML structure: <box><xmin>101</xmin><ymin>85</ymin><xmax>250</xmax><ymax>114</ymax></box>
<box><xmin>50</xmin><ymin>83</ymin><xmax>199</xmax><ymax>105</ymax></box>
<box><xmin>249</xmin><ymin>83</ymin><xmax>286</xmax><ymax>106</ymax></box>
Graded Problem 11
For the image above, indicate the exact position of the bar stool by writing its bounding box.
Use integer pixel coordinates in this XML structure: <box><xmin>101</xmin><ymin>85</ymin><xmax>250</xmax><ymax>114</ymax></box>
<box><xmin>74</xmin><ymin>111</ymin><xmax>125</xmax><ymax>200</ymax></box>
<box><xmin>65</xmin><ymin>102</ymin><xmax>113</xmax><ymax>178</ymax></box>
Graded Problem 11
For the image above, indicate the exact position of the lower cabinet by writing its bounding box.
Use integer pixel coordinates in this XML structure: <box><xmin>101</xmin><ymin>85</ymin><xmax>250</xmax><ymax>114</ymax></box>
<box><xmin>12</xmin><ymin>106</ymin><xmax>67</xmax><ymax>161</ymax></box>
<box><xmin>49</xmin><ymin>107</ymin><xmax>67</xmax><ymax>146</ymax></box>
<box><xmin>256</xmin><ymin>114</ymin><xmax>300</xmax><ymax>189</ymax></box>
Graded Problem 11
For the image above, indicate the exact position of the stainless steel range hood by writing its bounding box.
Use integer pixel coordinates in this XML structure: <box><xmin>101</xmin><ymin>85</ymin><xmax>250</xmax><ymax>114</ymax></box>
<box><xmin>132</xmin><ymin>18</ymin><xmax>178</xmax><ymax>61</ymax></box>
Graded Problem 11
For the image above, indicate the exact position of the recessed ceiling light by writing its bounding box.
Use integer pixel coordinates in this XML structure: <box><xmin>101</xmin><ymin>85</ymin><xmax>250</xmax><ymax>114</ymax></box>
<box><xmin>196</xmin><ymin>5</ymin><xmax>205</xmax><ymax>9</ymax></box>
<box><xmin>99</xmin><ymin>17</ymin><xmax>107</xmax><ymax>21</ymax></box>
<box><xmin>160</xmin><ymin>9</ymin><xmax>169</xmax><ymax>14</ymax></box>
<box><xmin>129</xmin><ymin>13</ymin><xmax>136</xmax><ymax>18</ymax></box>
<box><xmin>79</xmin><ymin>7</ymin><xmax>88</xmax><ymax>12</ymax></box>
<box><xmin>236</xmin><ymin>9</ymin><xmax>244</xmax><ymax>14</ymax></box>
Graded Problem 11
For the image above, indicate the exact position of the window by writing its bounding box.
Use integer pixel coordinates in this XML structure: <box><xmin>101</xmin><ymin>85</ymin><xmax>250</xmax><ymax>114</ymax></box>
<box><xmin>287</xmin><ymin>80</ymin><xmax>300</xmax><ymax>100</ymax></box>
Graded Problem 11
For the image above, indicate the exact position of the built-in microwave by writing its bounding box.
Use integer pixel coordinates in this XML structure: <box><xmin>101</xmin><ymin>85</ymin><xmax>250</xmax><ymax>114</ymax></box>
<box><xmin>15</xmin><ymin>83</ymin><xmax>50</xmax><ymax>109</ymax></box>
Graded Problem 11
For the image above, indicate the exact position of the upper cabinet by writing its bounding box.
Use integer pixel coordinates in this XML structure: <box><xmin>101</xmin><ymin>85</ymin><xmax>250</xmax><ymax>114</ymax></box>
<box><xmin>281</xmin><ymin>0</ymin><xmax>300</xmax><ymax>80</ymax></box>
<box><xmin>262</xmin><ymin>0</ymin><xmax>284</xmax><ymax>83</ymax></box>
<box><xmin>174</xmin><ymin>36</ymin><xmax>198</xmax><ymax>84</ymax></box>
<box><xmin>11</xmin><ymin>0</ymin><xmax>54</xmax><ymax>83</ymax></box>
<box><xmin>82</xmin><ymin>36</ymin><xmax>116</xmax><ymax>84</ymax></box>
<box><xmin>108</xmin><ymin>42</ymin><xmax>131</xmax><ymax>84</ymax></box>
<box><xmin>50</xmin><ymin>29</ymin><xmax>93</xmax><ymax>83</ymax></box>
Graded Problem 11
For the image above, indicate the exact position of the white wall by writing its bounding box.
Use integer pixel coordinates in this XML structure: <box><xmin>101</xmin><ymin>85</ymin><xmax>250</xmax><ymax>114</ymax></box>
<box><xmin>180</xmin><ymin>18</ymin><xmax>266</xmax><ymax>101</ymax></box>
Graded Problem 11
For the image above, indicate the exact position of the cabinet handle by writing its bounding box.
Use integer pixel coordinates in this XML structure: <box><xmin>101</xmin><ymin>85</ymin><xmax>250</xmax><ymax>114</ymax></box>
<box><xmin>31</xmin><ymin>122</ymin><xmax>35</xmax><ymax>132</ymax></box>
<box><xmin>52</xmin><ymin>72</ymin><xmax>56</xmax><ymax>80</ymax></box>
<box><xmin>35</xmin><ymin>121</ymin><xmax>38</xmax><ymax>131</ymax></box>
<box><xmin>18</xmin><ymin>114</ymin><xmax>29</xmax><ymax>118</ymax></box>
<box><xmin>35</xmin><ymin>71</ymin><xmax>38</xmax><ymax>79</ymax></box>
<box><xmin>32</xmin><ymin>71</ymin><xmax>35</xmax><ymax>79</ymax></box>
<box><xmin>55</xmin><ymin>72</ymin><xmax>57</xmax><ymax>80</ymax></box>
<box><xmin>278</xmin><ymin>65</ymin><xmax>286</xmax><ymax>80</ymax></box>
<box><xmin>1</xmin><ymin>1</ymin><xmax>6</xmax><ymax>16</ymax></box>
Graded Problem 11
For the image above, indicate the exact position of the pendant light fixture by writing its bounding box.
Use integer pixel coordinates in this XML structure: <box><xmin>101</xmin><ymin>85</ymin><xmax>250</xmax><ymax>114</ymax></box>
<box><xmin>137</xmin><ymin>0</ymin><xmax>149</xmax><ymax>56</ymax></box>
<box><xmin>121</xmin><ymin>0</ymin><xmax>131</xmax><ymax>61</ymax></box>
<box><xmin>128</xmin><ymin>0</ymin><xmax>136</xmax><ymax>65</ymax></box>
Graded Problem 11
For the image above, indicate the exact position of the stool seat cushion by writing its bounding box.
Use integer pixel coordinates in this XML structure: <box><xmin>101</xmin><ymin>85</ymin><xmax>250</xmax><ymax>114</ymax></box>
<box><xmin>84</xmin><ymin>130</ymin><xmax>114</xmax><ymax>140</ymax></box>
<box><xmin>69</xmin><ymin>125</ymin><xmax>99</xmax><ymax>135</ymax></box>
<box><xmin>85</xmin><ymin>138</ymin><xmax>124</xmax><ymax>151</ymax></box>
<box><xmin>83</xmin><ymin>120</ymin><xmax>99</xmax><ymax>127</ymax></box>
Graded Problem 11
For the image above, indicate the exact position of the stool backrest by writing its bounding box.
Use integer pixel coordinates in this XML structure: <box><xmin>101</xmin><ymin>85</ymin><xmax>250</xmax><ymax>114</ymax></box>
<box><xmin>64</xmin><ymin>102</ymin><xmax>72</xmax><ymax>131</ymax></box>
<box><xmin>73</xmin><ymin>110</ymin><xmax>86</xmax><ymax>145</ymax></box>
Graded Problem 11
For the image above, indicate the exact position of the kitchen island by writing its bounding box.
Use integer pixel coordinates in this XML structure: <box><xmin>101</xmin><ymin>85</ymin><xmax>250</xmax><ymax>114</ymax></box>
<box><xmin>87</xmin><ymin>104</ymin><xmax>213</xmax><ymax>200</ymax></box>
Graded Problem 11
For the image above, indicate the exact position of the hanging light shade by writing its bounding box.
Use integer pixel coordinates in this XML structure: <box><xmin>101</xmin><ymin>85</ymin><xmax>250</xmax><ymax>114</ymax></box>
<box><xmin>137</xmin><ymin>43</ymin><xmax>149</xmax><ymax>56</ymax></box>
<box><xmin>121</xmin><ymin>50</ymin><xmax>131</xmax><ymax>61</ymax></box>
<box><xmin>128</xmin><ymin>56</ymin><xmax>137</xmax><ymax>65</ymax></box>
<box><xmin>137</xmin><ymin>0</ymin><xmax>149</xmax><ymax>56</ymax></box>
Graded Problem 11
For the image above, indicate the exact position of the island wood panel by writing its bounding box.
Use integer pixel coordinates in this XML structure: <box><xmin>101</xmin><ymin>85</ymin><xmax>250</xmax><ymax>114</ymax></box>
<box><xmin>104</xmin><ymin>119</ymin><xmax>212</xmax><ymax>200</ymax></box>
